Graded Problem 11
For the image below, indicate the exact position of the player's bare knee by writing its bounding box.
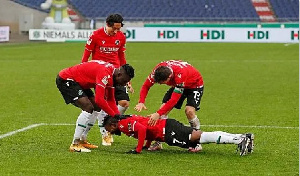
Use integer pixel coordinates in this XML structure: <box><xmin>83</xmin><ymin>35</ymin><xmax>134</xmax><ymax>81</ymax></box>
<box><xmin>190</xmin><ymin>130</ymin><xmax>202</xmax><ymax>142</ymax></box>
<box><xmin>185</xmin><ymin>108</ymin><xmax>195</xmax><ymax>119</ymax></box>
<box><xmin>118</xmin><ymin>100</ymin><xmax>129</xmax><ymax>108</ymax></box>
<box><xmin>81</xmin><ymin>102</ymin><xmax>94</xmax><ymax>113</ymax></box>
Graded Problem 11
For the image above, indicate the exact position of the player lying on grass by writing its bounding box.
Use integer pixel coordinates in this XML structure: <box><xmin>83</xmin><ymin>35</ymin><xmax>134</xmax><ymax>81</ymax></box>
<box><xmin>103</xmin><ymin>115</ymin><xmax>254</xmax><ymax>156</ymax></box>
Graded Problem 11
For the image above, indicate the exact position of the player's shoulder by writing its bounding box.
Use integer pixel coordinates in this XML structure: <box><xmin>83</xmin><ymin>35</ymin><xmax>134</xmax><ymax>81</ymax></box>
<box><xmin>116</xmin><ymin>31</ymin><xmax>126</xmax><ymax>39</ymax></box>
<box><xmin>92</xmin><ymin>27</ymin><xmax>104</xmax><ymax>36</ymax></box>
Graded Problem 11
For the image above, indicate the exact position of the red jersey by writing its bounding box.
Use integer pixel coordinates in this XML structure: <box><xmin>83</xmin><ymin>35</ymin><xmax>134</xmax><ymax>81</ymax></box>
<box><xmin>118</xmin><ymin>115</ymin><xmax>166</xmax><ymax>153</ymax></box>
<box><xmin>139</xmin><ymin>60</ymin><xmax>204</xmax><ymax>115</ymax></box>
<box><xmin>82</xmin><ymin>27</ymin><xmax>126</xmax><ymax>68</ymax></box>
<box><xmin>58</xmin><ymin>60</ymin><xmax>119</xmax><ymax>116</ymax></box>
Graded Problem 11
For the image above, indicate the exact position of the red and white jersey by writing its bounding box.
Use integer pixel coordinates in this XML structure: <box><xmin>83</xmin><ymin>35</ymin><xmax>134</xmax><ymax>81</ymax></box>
<box><xmin>118</xmin><ymin>115</ymin><xmax>166</xmax><ymax>153</ymax></box>
<box><xmin>139</xmin><ymin>60</ymin><xmax>204</xmax><ymax>103</ymax></box>
<box><xmin>59</xmin><ymin>60</ymin><xmax>119</xmax><ymax>116</ymax></box>
<box><xmin>82</xmin><ymin>27</ymin><xmax>126</xmax><ymax>68</ymax></box>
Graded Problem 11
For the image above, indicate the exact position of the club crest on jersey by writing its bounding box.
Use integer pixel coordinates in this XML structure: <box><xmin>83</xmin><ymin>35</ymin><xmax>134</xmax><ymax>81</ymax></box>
<box><xmin>115</xmin><ymin>40</ymin><xmax>120</xmax><ymax>45</ymax></box>
<box><xmin>102</xmin><ymin>40</ymin><xmax>105</xmax><ymax>44</ymax></box>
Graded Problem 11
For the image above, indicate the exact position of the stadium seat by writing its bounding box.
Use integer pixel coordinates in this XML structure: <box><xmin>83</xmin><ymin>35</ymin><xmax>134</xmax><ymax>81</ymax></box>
<box><xmin>11</xmin><ymin>0</ymin><xmax>298</xmax><ymax>22</ymax></box>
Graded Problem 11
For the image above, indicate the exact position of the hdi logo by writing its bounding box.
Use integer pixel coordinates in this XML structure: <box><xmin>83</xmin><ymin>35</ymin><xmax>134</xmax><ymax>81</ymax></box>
<box><xmin>248</xmin><ymin>31</ymin><xmax>269</xmax><ymax>39</ymax></box>
<box><xmin>125</xmin><ymin>29</ymin><xmax>135</xmax><ymax>39</ymax></box>
<box><xmin>200</xmin><ymin>30</ymin><xmax>225</xmax><ymax>40</ymax></box>
<box><xmin>291</xmin><ymin>31</ymin><xmax>299</xmax><ymax>40</ymax></box>
<box><xmin>157</xmin><ymin>30</ymin><xmax>179</xmax><ymax>39</ymax></box>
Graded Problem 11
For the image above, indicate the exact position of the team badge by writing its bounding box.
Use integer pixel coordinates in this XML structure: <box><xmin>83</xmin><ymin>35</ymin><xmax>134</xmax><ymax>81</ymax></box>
<box><xmin>102</xmin><ymin>40</ymin><xmax>105</xmax><ymax>44</ymax></box>
<box><xmin>115</xmin><ymin>40</ymin><xmax>120</xmax><ymax>45</ymax></box>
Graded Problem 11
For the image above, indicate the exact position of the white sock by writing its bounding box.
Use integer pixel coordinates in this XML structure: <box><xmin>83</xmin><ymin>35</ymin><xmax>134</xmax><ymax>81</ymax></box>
<box><xmin>200</xmin><ymin>131</ymin><xmax>241</xmax><ymax>144</ymax></box>
<box><xmin>72</xmin><ymin>111</ymin><xmax>92</xmax><ymax>144</ymax></box>
<box><xmin>161</xmin><ymin>115</ymin><xmax>168</xmax><ymax>119</ymax></box>
<box><xmin>80</xmin><ymin>111</ymin><xmax>100</xmax><ymax>141</ymax></box>
<box><xmin>189</xmin><ymin>115</ymin><xmax>200</xmax><ymax>130</ymax></box>
<box><xmin>214</xmin><ymin>131</ymin><xmax>243</xmax><ymax>139</ymax></box>
<box><xmin>97</xmin><ymin>110</ymin><xmax>108</xmax><ymax>137</ymax></box>
<box><xmin>118</xmin><ymin>104</ymin><xmax>128</xmax><ymax>115</ymax></box>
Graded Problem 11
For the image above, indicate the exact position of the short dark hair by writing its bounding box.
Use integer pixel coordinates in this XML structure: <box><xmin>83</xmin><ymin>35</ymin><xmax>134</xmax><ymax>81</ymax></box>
<box><xmin>103</xmin><ymin>115</ymin><xmax>131</xmax><ymax>127</ymax></box>
<box><xmin>121</xmin><ymin>64</ymin><xmax>135</xmax><ymax>79</ymax></box>
<box><xmin>106</xmin><ymin>14</ymin><xmax>124</xmax><ymax>27</ymax></box>
<box><xmin>154</xmin><ymin>66</ymin><xmax>172</xmax><ymax>83</ymax></box>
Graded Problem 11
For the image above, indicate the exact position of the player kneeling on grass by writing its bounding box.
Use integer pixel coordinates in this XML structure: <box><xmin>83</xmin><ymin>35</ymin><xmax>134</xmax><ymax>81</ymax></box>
<box><xmin>103</xmin><ymin>115</ymin><xmax>254</xmax><ymax>156</ymax></box>
<box><xmin>56</xmin><ymin>61</ymin><xmax>134</xmax><ymax>152</ymax></box>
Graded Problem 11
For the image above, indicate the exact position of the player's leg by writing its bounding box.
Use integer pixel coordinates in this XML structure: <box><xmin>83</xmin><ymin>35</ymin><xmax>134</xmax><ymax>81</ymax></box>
<box><xmin>184</xmin><ymin>87</ymin><xmax>204</xmax><ymax>130</ymax></box>
<box><xmin>97</xmin><ymin>110</ymin><xmax>113</xmax><ymax>146</ymax></box>
<box><xmin>99</xmin><ymin>85</ymin><xmax>130</xmax><ymax>145</ymax></box>
<box><xmin>115</xmin><ymin>85</ymin><xmax>130</xmax><ymax>114</ymax></box>
<box><xmin>80</xmin><ymin>95</ymin><xmax>100</xmax><ymax>149</ymax></box>
<box><xmin>55</xmin><ymin>76</ymin><xmax>92</xmax><ymax>152</ymax></box>
<box><xmin>194</xmin><ymin>131</ymin><xmax>254</xmax><ymax>156</ymax></box>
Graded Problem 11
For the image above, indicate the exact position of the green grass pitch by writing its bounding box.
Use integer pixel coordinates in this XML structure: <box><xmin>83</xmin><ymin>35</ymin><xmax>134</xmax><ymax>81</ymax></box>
<box><xmin>0</xmin><ymin>42</ymin><xmax>298</xmax><ymax>175</ymax></box>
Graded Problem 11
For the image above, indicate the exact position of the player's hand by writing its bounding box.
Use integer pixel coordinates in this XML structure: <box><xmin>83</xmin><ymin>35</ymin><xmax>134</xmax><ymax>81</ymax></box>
<box><xmin>134</xmin><ymin>103</ymin><xmax>147</xmax><ymax>112</ymax></box>
<box><xmin>126</xmin><ymin>149</ymin><xmax>140</xmax><ymax>154</ymax></box>
<box><xmin>147</xmin><ymin>113</ymin><xmax>160</xmax><ymax>126</ymax></box>
<box><xmin>127</xmin><ymin>82</ymin><xmax>134</xmax><ymax>94</ymax></box>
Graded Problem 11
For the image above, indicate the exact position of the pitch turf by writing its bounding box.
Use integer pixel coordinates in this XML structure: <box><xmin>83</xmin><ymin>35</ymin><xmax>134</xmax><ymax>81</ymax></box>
<box><xmin>0</xmin><ymin>42</ymin><xmax>298</xmax><ymax>175</ymax></box>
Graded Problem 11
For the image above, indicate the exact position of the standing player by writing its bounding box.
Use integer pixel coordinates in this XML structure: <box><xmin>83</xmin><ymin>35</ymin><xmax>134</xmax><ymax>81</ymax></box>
<box><xmin>134</xmin><ymin>60</ymin><xmax>204</xmax><ymax>151</ymax></box>
<box><xmin>56</xmin><ymin>61</ymin><xmax>135</xmax><ymax>152</ymax></box>
<box><xmin>103</xmin><ymin>115</ymin><xmax>254</xmax><ymax>156</ymax></box>
<box><xmin>81</xmin><ymin>14</ymin><xmax>134</xmax><ymax>146</ymax></box>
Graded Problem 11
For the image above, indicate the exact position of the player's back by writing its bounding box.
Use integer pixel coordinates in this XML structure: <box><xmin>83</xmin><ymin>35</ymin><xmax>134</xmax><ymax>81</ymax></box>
<box><xmin>59</xmin><ymin>61</ymin><xmax>115</xmax><ymax>88</ymax></box>
<box><xmin>157</xmin><ymin>60</ymin><xmax>204</xmax><ymax>88</ymax></box>
<box><xmin>120</xmin><ymin>115</ymin><xmax>166</xmax><ymax>141</ymax></box>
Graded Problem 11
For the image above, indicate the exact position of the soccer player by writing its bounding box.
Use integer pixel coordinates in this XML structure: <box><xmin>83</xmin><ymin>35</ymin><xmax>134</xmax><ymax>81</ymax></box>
<box><xmin>81</xmin><ymin>13</ymin><xmax>134</xmax><ymax>146</ymax></box>
<box><xmin>56</xmin><ymin>60</ymin><xmax>135</xmax><ymax>152</ymax></box>
<box><xmin>134</xmin><ymin>60</ymin><xmax>204</xmax><ymax>151</ymax></box>
<box><xmin>103</xmin><ymin>115</ymin><xmax>254</xmax><ymax>156</ymax></box>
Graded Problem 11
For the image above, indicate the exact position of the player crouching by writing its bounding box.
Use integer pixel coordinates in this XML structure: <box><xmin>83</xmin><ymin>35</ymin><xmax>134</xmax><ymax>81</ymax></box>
<box><xmin>103</xmin><ymin>115</ymin><xmax>254</xmax><ymax>156</ymax></box>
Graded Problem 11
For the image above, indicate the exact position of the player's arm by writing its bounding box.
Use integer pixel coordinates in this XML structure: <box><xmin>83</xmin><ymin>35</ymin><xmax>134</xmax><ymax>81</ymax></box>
<box><xmin>118</xmin><ymin>37</ymin><xmax>126</xmax><ymax>66</ymax></box>
<box><xmin>156</xmin><ymin>87</ymin><xmax>183</xmax><ymax>116</ymax></box>
<box><xmin>144</xmin><ymin>140</ymin><xmax>152</xmax><ymax>149</ymax></box>
<box><xmin>81</xmin><ymin>33</ymin><xmax>95</xmax><ymax>63</ymax></box>
<box><xmin>132</xmin><ymin>121</ymin><xmax>147</xmax><ymax>153</ymax></box>
<box><xmin>95</xmin><ymin>84</ymin><xmax>118</xmax><ymax>117</ymax></box>
<box><xmin>106</xmin><ymin>87</ymin><xmax>119</xmax><ymax>115</ymax></box>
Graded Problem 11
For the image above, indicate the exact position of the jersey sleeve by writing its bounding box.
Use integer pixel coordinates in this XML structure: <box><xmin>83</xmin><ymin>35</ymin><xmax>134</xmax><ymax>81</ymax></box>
<box><xmin>94</xmin><ymin>71</ymin><xmax>117</xmax><ymax>117</ymax></box>
<box><xmin>106</xmin><ymin>87</ymin><xmax>119</xmax><ymax>115</ymax></box>
<box><xmin>118</xmin><ymin>36</ymin><xmax>126</xmax><ymax>66</ymax></box>
<box><xmin>132</xmin><ymin>121</ymin><xmax>147</xmax><ymax>153</ymax></box>
<box><xmin>138</xmin><ymin>75</ymin><xmax>155</xmax><ymax>103</ymax></box>
<box><xmin>81</xmin><ymin>49</ymin><xmax>91</xmax><ymax>63</ymax></box>
<box><xmin>156</xmin><ymin>87</ymin><xmax>184</xmax><ymax>116</ymax></box>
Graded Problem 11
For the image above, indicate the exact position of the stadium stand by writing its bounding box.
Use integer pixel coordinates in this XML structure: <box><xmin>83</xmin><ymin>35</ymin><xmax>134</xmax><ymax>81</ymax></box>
<box><xmin>11</xmin><ymin>0</ymin><xmax>298</xmax><ymax>22</ymax></box>
<box><xmin>11</xmin><ymin>0</ymin><xmax>48</xmax><ymax>12</ymax></box>
<box><xmin>269</xmin><ymin>0</ymin><xmax>299</xmax><ymax>22</ymax></box>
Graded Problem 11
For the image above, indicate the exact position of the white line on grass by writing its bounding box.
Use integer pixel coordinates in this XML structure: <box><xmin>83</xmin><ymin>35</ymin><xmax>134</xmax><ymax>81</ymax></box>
<box><xmin>0</xmin><ymin>123</ymin><xmax>46</xmax><ymax>139</ymax></box>
<box><xmin>0</xmin><ymin>123</ymin><xmax>298</xmax><ymax>140</ymax></box>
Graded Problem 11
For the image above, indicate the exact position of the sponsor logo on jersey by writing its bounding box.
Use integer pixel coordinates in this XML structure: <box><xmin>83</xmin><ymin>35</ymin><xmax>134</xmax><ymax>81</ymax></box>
<box><xmin>102</xmin><ymin>76</ymin><xmax>108</xmax><ymax>85</ymax></box>
<box><xmin>99</xmin><ymin>47</ymin><xmax>119</xmax><ymax>53</ymax></box>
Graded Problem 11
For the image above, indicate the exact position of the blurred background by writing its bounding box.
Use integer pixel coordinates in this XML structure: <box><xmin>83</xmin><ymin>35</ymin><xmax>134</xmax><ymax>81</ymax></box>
<box><xmin>0</xmin><ymin>0</ymin><xmax>298</xmax><ymax>43</ymax></box>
